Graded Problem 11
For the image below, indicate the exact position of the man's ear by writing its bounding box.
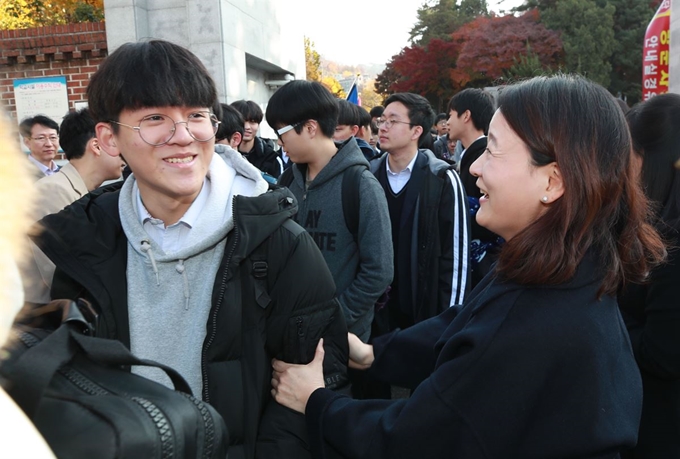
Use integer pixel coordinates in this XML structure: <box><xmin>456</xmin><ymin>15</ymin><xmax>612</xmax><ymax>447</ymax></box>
<box><xmin>229</xmin><ymin>132</ymin><xmax>243</xmax><ymax>149</ymax></box>
<box><xmin>411</xmin><ymin>125</ymin><xmax>423</xmax><ymax>142</ymax></box>
<box><xmin>87</xmin><ymin>137</ymin><xmax>101</xmax><ymax>157</ymax></box>
<box><xmin>305</xmin><ymin>120</ymin><xmax>319</xmax><ymax>138</ymax></box>
<box><xmin>96</xmin><ymin>122</ymin><xmax>121</xmax><ymax>157</ymax></box>
<box><xmin>22</xmin><ymin>136</ymin><xmax>31</xmax><ymax>150</ymax></box>
<box><xmin>350</xmin><ymin>125</ymin><xmax>360</xmax><ymax>137</ymax></box>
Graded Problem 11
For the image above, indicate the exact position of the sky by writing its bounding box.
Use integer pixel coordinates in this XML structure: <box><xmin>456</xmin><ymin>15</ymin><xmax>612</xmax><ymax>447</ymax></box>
<box><xmin>299</xmin><ymin>0</ymin><xmax>527</xmax><ymax>66</ymax></box>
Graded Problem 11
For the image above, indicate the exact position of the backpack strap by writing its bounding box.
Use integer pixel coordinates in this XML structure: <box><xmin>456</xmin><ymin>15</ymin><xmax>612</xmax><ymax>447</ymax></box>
<box><xmin>342</xmin><ymin>164</ymin><xmax>367</xmax><ymax>241</ymax></box>
<box><xmin>248</xmin><ymin>237</ymin><xmax>271</xmax><ymax>309</ymax></box>
<box><xmin>277</xmin><ymin>167</ymin><xmax>294</xmax><ymax>187</ymax></box>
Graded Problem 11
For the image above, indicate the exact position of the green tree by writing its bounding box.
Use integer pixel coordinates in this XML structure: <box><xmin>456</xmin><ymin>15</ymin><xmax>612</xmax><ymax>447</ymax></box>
<box><xmin>504</xmin><ymin>45</ymin><xmax>559</xmax><ymax>80</ymax></box>
<box><xmin>608</xmin><ymin>0</ymin><xmax>659</xmax><ymax>103</ymax></box>
<box><xmin>0</xmin><ymin>0</ymin><xmax>104</xmax><ymax>29</ymax></box>
<box><xmin>409</xmin><ymin>0</ymin><xmax>488</xmax><ymax>45</ymax></box>
<box><xmin>304</xmin><ymin>37</ymin><xmax>322</xmax><ymax>82</ymax></box>
<box><xmin>540</xmin><ymin>0</ymin><xmax>616</xmax><ymax>86</ymax></box>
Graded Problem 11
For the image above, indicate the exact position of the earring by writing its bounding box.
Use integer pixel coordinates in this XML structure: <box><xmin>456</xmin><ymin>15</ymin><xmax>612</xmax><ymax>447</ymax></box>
<box><xmin>541</xmin><ymin>196</ymin><xmax>549</xmax><ymax>203</ymax></box>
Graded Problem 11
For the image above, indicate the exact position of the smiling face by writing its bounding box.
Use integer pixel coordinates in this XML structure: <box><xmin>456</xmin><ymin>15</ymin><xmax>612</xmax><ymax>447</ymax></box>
<box><xmin>469</xmin><ymin>110</ymin><xmax>556</xmax><ymax>241</ymax></box>
<box><xmin>98</xmin><ymin>106</ymin><xmax>214</xmax><ymax>216</ymax></box>
<box><xmin>243</xmin><ymin>120</ymin><xmax>259</xmax><ymax>142</ymax></box>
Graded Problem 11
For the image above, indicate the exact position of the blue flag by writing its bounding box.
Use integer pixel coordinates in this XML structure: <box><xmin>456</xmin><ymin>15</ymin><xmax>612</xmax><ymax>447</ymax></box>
<box><xmin>346</xmin><ymin>83</ymin><xmax>358</xmax><ymax>105</ymax></box>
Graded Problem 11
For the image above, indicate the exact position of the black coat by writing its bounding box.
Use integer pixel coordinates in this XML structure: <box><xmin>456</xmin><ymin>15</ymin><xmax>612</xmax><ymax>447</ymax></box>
<box><xmin>371</xmin><ymin>150</ymin><xmax>470</xmax><ymax>323</ymax></box>
<box><xmin>242</xmin><ymin>137</ymin><xmax>282</xmax><ymax>178</ymax></box>
<box><xmin>305</xmin><ymin>251</ymin><xmax>642</xmax><ymax>458</ymax></box>
<box><xmin>32</xmin><ymin>185</ymin><xmax>349</xmax><ymax>459</ymax></box>
<box><xmin>619</xmin><ymin>221</ymin><xmax>680</xmax><ymax>459</ymax></box>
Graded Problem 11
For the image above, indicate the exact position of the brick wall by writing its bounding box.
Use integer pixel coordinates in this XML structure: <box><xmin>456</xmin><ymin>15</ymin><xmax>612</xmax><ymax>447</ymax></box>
<box><xmin>0</xmin><ymin>22</ymin><xmax>107</xmax><ymax>125</ymax></box>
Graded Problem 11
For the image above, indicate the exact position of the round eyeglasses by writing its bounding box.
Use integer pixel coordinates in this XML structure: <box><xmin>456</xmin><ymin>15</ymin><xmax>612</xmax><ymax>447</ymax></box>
<box><xmin>110</xmin><ymin>111</ymin><xmax>221</xmax><ymax>146</ymax></box>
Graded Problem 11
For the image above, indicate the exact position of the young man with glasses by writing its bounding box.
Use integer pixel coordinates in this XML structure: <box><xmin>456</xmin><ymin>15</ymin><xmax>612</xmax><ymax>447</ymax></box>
<box><xmin>371</xmin><ymin>92</ymin><xmax>470</xmax><ymax>332</ymax></box>
<box><xmin>267</xmin><ymin>80</ymin><xmax>393</xmax><ymax>351</ymax></box>
<box><xmin>19</xmin><ymin>115</ymin><xmax>61</xmax><ymax>180</ymax></box>
<box><xmin>28</xmin><ymin>40</ymin><xmax>349</xmax><ymax>458</ymax></box>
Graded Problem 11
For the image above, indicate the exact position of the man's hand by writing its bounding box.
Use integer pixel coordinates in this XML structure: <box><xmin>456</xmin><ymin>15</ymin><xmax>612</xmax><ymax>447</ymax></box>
<box><xmin>271</xmin><ymin>339</ymin><xmax>326</xmax><ymax>414</ymax></box>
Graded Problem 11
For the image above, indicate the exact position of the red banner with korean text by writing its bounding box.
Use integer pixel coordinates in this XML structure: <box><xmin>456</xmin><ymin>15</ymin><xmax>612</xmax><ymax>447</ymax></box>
<box><xmin>642</xmin><ymin>0</ymin><xmax>671</xmax><ymax>101</ymax></box>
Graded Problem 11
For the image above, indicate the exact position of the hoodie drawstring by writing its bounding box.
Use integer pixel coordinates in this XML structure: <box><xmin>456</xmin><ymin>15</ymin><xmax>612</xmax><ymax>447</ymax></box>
<box><xmin>176</xmin><ymin>260</ymin><xmax>190</xmax><ymax>310</ymax></box>
<box><xmin>140</xmin><ymin>240</ymin><xmax>160</xmax><ymax>286</ymax></box>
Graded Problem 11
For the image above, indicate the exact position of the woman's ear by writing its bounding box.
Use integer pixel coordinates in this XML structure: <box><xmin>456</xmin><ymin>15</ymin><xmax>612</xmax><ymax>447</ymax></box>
<box><xmin>96</xmin><ymin>122</ymin><xmax>121</xmax><ymax>157</ymax></box>
<box><xmin>544</xmin><ymin>163</ymin><xmax>565</xmax><ymax>202</ymax></box>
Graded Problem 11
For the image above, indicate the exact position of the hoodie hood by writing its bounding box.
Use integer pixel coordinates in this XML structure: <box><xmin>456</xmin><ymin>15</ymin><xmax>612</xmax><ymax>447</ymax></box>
<box><xmin>292</xmin><ymin>138</ymin><xmax>369</xmax><ymax>189</ymax></box>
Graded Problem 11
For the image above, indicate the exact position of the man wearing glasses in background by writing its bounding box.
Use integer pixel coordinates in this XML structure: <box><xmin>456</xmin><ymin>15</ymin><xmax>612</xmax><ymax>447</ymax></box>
<box><xmin>19</xmin><ymin>115</ymin><xmax>60</xmax><ymax>180</ymax></box>
<box><xmin>371</xmin><ymin>93</ymin><xmax>470</xmax><ymax>337</ymax></box>
<box><xmin>28</xmin><ymin>40</ymin><xmax>349</xmax><ymax>458</ymax></box>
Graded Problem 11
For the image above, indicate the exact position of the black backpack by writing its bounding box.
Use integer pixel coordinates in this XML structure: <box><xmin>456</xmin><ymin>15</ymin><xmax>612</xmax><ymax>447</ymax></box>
<box><xmin>277</xmin><ymin>164</ymin><xmax>365</xmax><ymax>240</ymax></box>
<box><xmin>0</xmin><ymin>299</ymin><xmax>229</xmax><ymax>459</ymax></box>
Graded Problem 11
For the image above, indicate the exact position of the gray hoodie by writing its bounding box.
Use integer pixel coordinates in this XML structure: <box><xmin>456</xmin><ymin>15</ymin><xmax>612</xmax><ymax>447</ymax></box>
<box><xmin>286</xmin><ymin>138</ymin><xmax>393</xmax><ymax>341</ymax></box>
<box><xmin>119</xmin><ymin>152</ymin><xmax>268</xmax><ymax>395</ymax></box>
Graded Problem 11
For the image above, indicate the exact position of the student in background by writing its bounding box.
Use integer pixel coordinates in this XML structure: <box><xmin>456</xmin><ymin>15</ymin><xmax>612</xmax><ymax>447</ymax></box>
<box><xmin>231</xmin><ymin>99</ymin><xmax>282</xmax><ymax>178</ymax></box>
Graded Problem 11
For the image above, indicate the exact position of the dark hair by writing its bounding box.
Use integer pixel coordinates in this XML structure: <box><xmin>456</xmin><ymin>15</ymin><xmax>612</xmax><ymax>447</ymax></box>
<box><xmin>265</xmin><ymin>80</ymin><xmax>338</xmax><ymax>138</ymax></box>
<box><xmin>435</xmin><ymin>113</ymin><xmax>448</xmax><ymax>124</ymax></box>
<box><xmin>370</xmin><ymin>120</ymin><xmax>379</xmax><ymax>135</ymax></box>
<box><xmin>627</xmin><ymin>93</ymin><xmax>680</xmax><ymax>226</ymax></box>
<box><xmin>419</xmin><ymin>131</ymin><xmax>435</xmax><ymax>150</ymax></box>
<box><xmin>19</xmin><ymin>115</ymin><xmax>59</xmax><ymax>138</ymax></box>
<box><xmin>369</xmin><ymin>106</ymin><xmax>384</xmax><ymax>118</ymax></box>
<box><xmin>59</xmin><ymin>108</ymin><xmax>95</xmax><ymax>160</ymax></box>
<box><xmin>230</xmin><ymin>100</ymin><xmax>263</xmax><ymax>123</ymax></box>
<box><xmin>448</xmin><ymin>88</ymin><xmax>494</xmax><ymax>135</ymax></box>
<box><xmin>357</xmin><ymin>105</ymin><xmax>371</xmax><ymax>128</ymax></box>
<box><xmin>86</xmin><ymin>40</ymin><xmax>217</xmax><ymax>128</ymax></box>
<box><xmin>215</xmin><ymin>103</ymin><xmax>245</xmax><ymax>143</ymax></box>
<box><xmin>337</xmin><ymin>99</ymin><xmax>359</xmax><ymax>126</ymax></box>
<box><xmin>615</xmin><ymin>98</ymin><xmax>630</xmax><ymax>115</ymax></box>
<box><xmin>383</xmin><ymin>93</ymin><xmax>435</xmax><ymax>143</ymax></box>
<box><xmin>495</xmin><ymin>75</ymin><xmax>665</xmax><ymax>296</ymax></box>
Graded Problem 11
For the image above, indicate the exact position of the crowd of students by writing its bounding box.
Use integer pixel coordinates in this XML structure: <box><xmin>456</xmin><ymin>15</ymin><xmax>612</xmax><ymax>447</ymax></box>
<box><xmin>1</xmin><ymin>38</ymin><xmax>678</xmax><ymax>459</ymax></box>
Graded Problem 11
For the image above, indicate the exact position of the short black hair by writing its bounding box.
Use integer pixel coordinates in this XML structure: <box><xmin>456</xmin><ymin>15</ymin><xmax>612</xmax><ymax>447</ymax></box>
<box><xmin>337</xmin><ymin>99</ymin><xmax>359</xmax><ymax>126</ymax></box>
<box><xmin>383</xmin><ymin>93</ymin><xmax>435</xmax><ymax>143</ymax></box>
<box><xmin>230</xmin><ymin>100</ymin><xmax>263</xmax><ymax>123</ymax></box>
<box><xmin>86</xmin><ymin>40</ymin><xmax>218</xmax><ymax>129</ymax></box>
<box><xmin>59</xmin><ymin>108</ymin><xmax>95</xmax><ymax>160</ymax></box>
<box><xmin>448</xmin><ymin>88</ymin><xmax>494</xmax><ymax>135</ymax></box>
<box><xmin>19</xmin><ymin>115</ymin><xmax>59</xmax><ymax>138</ymax></box>
<box><xmin>357</xmin><ymin>105</ymin><xmax>371</xmax><ymax>128</ymax></box>
<box><xmin>435</xmin><ymin>113</ymin><xmax>448</xmax><ymax>124</ymax></box>
<box><xmin>215</xmin><ymin>103</ymin><xmax>245</xmax><ymax>143</ymax></box>
<box><xmin>369</xmin><ymin>106</ymin><xmax>384</xmax><ymax>118</ymax></box>
<box><xmin>265</xmin><ymin>80</ymin><xmax>338</xmax><ymax>138</ymax></box>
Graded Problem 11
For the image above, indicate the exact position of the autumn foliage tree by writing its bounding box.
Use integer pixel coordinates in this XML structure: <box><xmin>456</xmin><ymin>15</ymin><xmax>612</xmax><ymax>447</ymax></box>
<box><xmin>452</xmin><ymin>10</ymin><xmax>563</xmax><ymax>86</ymax></box>
<box><xmin>0</xmin><ymin>0</ymin><xmax>104</xmax><ymax>29</ymax></box>
<box><xmin>377</xmin><ymin>11</ymin><xmax>562</xmax><ymax>108</ymax></box>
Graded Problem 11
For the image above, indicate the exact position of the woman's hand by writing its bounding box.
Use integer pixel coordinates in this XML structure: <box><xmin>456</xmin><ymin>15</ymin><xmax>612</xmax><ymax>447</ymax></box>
<box><xmin>271</xmin><ymin>339</ymin><xmax>326</xmax><ymax>414</ymax></box>
<box><xmin>348</xmin><ymin>332</ymin><xmax>375</xmax><ymax>370</ymax></box>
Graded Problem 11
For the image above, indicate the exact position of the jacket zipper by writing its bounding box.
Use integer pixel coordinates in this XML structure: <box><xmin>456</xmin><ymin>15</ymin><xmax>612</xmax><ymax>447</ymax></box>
<box><xmin>19</xmin><ymin>332</ymin><xmax>198</xmax><ymax>459</ymax></box>
<box><xmin>201</xmin><ymin>196</ymin><xmax>239</xmax><ymax>403</ymax></box>
<box><xmin>296</xmin><ymin>317</ymin><xmax>306</xmax><ymax>363</ymax></box>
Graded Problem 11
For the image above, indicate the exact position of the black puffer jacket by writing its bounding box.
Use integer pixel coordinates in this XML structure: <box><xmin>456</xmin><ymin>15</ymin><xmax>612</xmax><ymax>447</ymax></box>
<box><xmin>33</xmin><ymin>184</ymin><xmax>349</xmax><ymax>459</ymax></box>
<box><xmin>242</xmin><ymin>136</ymin><xmax>282</xmax><ymax>178</ymax></box>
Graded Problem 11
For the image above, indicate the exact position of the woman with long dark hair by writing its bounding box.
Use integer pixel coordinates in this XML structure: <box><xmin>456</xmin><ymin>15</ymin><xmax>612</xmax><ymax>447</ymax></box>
<box><xmin>619</xmin><ymin>93</ymin><xmax>680</xmax><ymax>459</ymax></box>
<box><xmin>270</xmin><ymin>75</ymin><xmax>667</xmax><ymax>459</ymax></box>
